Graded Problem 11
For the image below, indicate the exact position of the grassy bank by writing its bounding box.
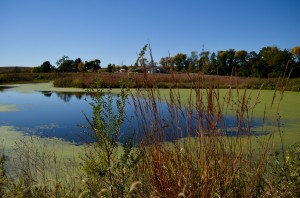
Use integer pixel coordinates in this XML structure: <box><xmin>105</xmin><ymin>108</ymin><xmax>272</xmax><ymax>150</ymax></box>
<box><xmin>1</xmin><ymin>71</ymin><xmax>300</xmax><ymax>91</ymax></box>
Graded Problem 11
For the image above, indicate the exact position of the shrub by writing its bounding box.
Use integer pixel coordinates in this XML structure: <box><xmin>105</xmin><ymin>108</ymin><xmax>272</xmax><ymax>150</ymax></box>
<box><xmin>80</xmin><ymin>80</ymin><xmax>141</xmax><ymax>197</ymax></box>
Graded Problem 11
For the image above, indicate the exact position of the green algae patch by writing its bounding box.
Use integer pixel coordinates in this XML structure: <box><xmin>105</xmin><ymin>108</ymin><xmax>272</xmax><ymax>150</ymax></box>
<box><xmin>0</xmin><ymin>125</ymin><xmax>84</xmax><ymax>189</ymax></box>
<box><xmin>0</xmin><ymin>104</ymin><xmax>18</xmax><ymax>112</ymax></box>
<box><xmin>0</xmin><ymin>126</ymin><xmax>24</xmax><ymax>146</ymax></box>
<box><xmin>0</xmin><ymin>125</ymin><xmax>83</xmax><ymax>158</ymax></box>
<box><xmin>1</xmin><ymin>82</ymin><xmax>86</xmax><ymax>93</ymax></box>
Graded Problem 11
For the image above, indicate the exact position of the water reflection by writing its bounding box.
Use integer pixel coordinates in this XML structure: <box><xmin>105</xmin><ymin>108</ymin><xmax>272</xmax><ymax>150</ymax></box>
<box><xmin>0</xmin><ymin>89</ymin><xmax>267</xmax><ymax>145</ymax></box>
<box><xmin>39</xmin><ymin>91</ymin><xmax>92</xmax><ymax>102</ymax></box>
<box><xmin>40</xmin><ymin>91</ymin><xmax>52</xmax><ymax>97</ymax></box>
<box><xmin>0</xmin><ymin>86</ymin><xmax>15</xmax><ymax>92</ymax></box>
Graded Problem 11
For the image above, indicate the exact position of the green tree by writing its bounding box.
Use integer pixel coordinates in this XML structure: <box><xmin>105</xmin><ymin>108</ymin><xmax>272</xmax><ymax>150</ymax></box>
<box><xmin>106</xmin><ymin>64</ymin><xmax>114</xmax><ymax>73</ymax></box>
<box><xmin>78</xmin><ymin>62</ymin><xmax>85</xmax><ymax>72</ymax></box>
<box><xmin>32</xmin><ymin>61</ymin><xmax>55</xmax><ymax>73</ymax></box>
<box><xmin>40</xmin><ymin>61</ymin><xmax>53</xmax><ymax>73</ymax></box>
<box><xmin>85</xmin><ymin>59</ymin><xmax>101</xmax><ymax>72</ymax></box>
<box><xmin>187</xmin><ymin>51</ymin><xmax>199</xmax><ymax>72</ymax></box>
<box><xmin>56</xmin><ymin>56</ymin><xmax>76</xmax><ymax>72</ymax></box>
<box><xmin>159</xmin><ymin>57</ymin><xmax>171</xmax><ymax>72</ymax></box>
<box><xmin>170</xmin><ymin>53</ymin><xmax>187</xmax><ymax>72</ymax></box>
<box><xmin>59</xmin><ymin>60</ymin><xmax>74</xmax><ymax>72</ymax></box>
<box><xmin>93</xmin><ymin>59</ymin><xmax>101</xmax><ymax>71</ymax></box>
<box><xmin>235</xmin><ymin>50</ymin><xmax>249</xmax><ymax>76</ymax></box>
<box><xmin>217</xmin><ymin>49</ymin><xmax>236</xmax><ymax>75</ymax></box>
<box><xmin>75</xmin><ymin>58</ymin><xmax>82</xmax><ymax>64</ymax></box>
<box><xmin>259</xmin><ymin>46</ymin><xmax>292</xmax><ymax>77</ymax></box>
<box><xmin>217</xmin><ymin>51</ymin><xmax>227</xmax><ymax>75</ymax></box>
<box><xmin>291</xmin><ymin>46</ymin><xmax>300</xmax><ymax>77</ymax></box>
<box><xmin>210</xmin><ymin>52</ymin><xmax>218</xmax><ymax>74</ymax></box>
<box><xmin>56</xmin><ymin>55</ymin><xmax>69</xmax><ymax>67</ymax></box>
<box><xmin>200</xmin><ymin>51</ymin><xmax>210</xmax><ymax>74</ymax></box>
<box><xmin>245</xmin><ymin>51</ymin><xmax>259</xmax><ymax>77</ymax></box>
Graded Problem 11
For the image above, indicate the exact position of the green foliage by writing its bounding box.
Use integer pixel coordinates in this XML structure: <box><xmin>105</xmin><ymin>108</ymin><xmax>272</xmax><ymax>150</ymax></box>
<box><xmin>32</xmin><ymin>61</ymin><xmax>55</xmax><ymax>73</ymax></box>
<box><xmin>159</xmin><ymin>46</ymin><xmax>299</xmax><ymax>77</ymax></box>
<box><xmin>106</xmin><ymin>63</ymin><xmax>116</xmax><ymax>73</ymax></box>
<box><xmin>40</xmin><ymin>61</ymin><xmax>54</xmax><ymax>72</ymax></box>
<box><xmin>135</xmin><ymin>44</ymin><xmax>148</xmax><ymax>67</ymax></box>
<box><xmin>80</xmin><ymin>78</ymin><xmax>141</xmax><ymax>197</ymax></box>
<box><xmin>270</xmin><ymin>142</ymin><xmax>300</xmax><ymax>197</ymax></box>
<box><xmin>84</xmin><ymin>59</ymin><xmax>101</xmax><ymax>72</ymax></box>
<box><xmin>170</xmin><ymin>53</ymin><xmax>187</xmax><ymax>71</ymax></box>
<box><xmin>56</xmin><ymin>55</ymin><xmax>70</xmax><ymax>68</ymax></box>
<box><xmin>159</xmin><ymin>56</ymin><xmax>172</xmax><ymax>72</ymax></box>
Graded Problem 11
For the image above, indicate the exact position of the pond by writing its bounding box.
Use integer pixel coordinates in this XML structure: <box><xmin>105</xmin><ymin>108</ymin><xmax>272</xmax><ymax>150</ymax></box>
<box><xmin>0</xmin><ymin>89</ymin><xmax>92</xmax><ymax>143</ymax></box>
<box><xmin>0</xmin><ymin>84</ymin><xmax>266</xmax><ymax>145</ymax></box>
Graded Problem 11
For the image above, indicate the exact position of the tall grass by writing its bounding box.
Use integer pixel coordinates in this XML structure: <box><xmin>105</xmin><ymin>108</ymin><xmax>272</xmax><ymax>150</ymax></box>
<box><xmin>126</xmin><ymin>45</ymin><xmax>298</xmax><ymax>197</ymax></box>
<box><xmin>0</xmin><ymin>137</ymin><xmax>84</xmax><ymax>197</ymax></box>
<box><xmin>132</xmin><ymin>87</ymin><xmax>270</xmax><ymax>197</ymax></box>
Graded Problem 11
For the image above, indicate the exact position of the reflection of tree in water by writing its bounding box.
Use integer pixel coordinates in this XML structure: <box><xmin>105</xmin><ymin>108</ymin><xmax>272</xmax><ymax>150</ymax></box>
<box><xmin>54</xmin><ymin>92</ymin><xmax>90</xmax><ymax>102</ymax></box>
<box><xmin>56</xmin><ymin>92</ymin><xmax>73</xmax><ymax>102</ymax></box>
<box><xmin>0</xmin><ymin>86</ymin><xmax>14</xmax><ymax>92</ymax></box>
<box><xmin>40</xmin><ymin>91</ymin><xmax>52</xmax><ymax>97</ymax></box>
<box><xmin>74</xmin><ymin>92</ymin><xmax>83</xmax><ymax>100</ymax></box>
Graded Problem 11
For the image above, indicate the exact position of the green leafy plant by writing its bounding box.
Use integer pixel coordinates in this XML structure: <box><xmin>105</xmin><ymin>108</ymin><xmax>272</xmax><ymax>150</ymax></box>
<box><xmin>80</xmin><ymin>77</ymin><xmax>141</xmax><ymax>197</ymax></box>
<box><xmin>269</xmin><ymin>142</ymin><xmax>300</xmax><ymax>197</ymax></box>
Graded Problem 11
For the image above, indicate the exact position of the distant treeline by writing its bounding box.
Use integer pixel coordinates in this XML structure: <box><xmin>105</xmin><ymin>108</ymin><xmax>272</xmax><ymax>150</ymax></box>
<box><xmin>159</xmin><ymin>46</ymin><xmax>300</xmax><ymax>77</ymax></box>
<box><xmin>31</xmin><ymin>46</ymin><xmax>300</xmax><ymax>78</ymax></box>
<box><xmin>32</xmin><ymin>56</ymin><xmax>101</xmax><ymax>73</ymax></box>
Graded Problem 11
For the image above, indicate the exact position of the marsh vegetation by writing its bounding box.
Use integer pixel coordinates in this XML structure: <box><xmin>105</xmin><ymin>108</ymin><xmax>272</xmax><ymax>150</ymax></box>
<box><xmin>1</xmin><ymin>78</ymin><xmax>299</xmax><ymax>197</ymax></box>
<box><xmin>0</xmin><ymin>46</ymin><xmax>300</xmax><ymax>197</ymax></box>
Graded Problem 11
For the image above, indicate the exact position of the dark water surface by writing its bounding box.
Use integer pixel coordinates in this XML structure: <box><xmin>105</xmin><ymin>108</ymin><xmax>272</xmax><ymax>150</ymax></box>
<box><xmin>0</xmin><ymin>87</ymin><xmax>265</xmax><ymax>144</ymax></box>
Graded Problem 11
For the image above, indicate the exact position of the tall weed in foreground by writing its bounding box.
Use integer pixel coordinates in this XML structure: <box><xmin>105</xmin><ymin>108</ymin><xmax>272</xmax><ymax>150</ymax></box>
<box><xmin>80</xmin><ymin>78</ymin><xmax>141</xmax><ymax>197</ymax></box>
<box><xmin>132</xmin><ymin>86</ymin><xmax>268</xmax><ymax>197</ymax></box>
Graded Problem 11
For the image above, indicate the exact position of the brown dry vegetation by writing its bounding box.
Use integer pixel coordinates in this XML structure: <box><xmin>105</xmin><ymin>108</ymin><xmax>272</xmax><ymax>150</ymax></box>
<box><xmin>1</xmin><ymin>68</ymin><xmax>300</xmax><ymax>91</ymax></box>
<box><xmin>52</xmin><ymin>72</ymin><xmax>300</xmax><ymax>91</ymax></box>
<box><xmin>0</xmin><ymin>67</ymin><xmax>32</xmax><ymax>73</ymax></box>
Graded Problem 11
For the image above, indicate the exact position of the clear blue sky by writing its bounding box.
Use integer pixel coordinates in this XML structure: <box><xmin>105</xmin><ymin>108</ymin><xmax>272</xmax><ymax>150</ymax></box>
<box><xmin>0</xmin><ymin>0</ymin><xmax>299</xmax><ymax>67</ymax></box>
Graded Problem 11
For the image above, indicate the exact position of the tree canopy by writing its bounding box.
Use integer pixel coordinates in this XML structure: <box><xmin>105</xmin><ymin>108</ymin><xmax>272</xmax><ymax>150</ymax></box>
<box><xmin>160</xmin><ymin>46</ymin><xmax>299</xmax><ymax>77</ymax></box>
<box><xmin>32</xmin><ymin>61</ymin><xmax>54</xmax><ymax>73</ymax></box>
<box><xmin>53</xmin><ymin>56</ymin><xmax>101</xmax><ymax>72</ymax></box>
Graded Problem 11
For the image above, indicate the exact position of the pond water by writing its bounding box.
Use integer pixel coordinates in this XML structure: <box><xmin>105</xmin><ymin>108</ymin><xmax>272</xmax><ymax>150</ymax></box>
<box><xmin>0</xmin><ymin>85</ymin><xmax>265</xmax><ymax>145</ymax></box>
<box><xmin>0</xmin><ymin>89</ymin><xmax>92</xmax><ymax>143</ymax></box>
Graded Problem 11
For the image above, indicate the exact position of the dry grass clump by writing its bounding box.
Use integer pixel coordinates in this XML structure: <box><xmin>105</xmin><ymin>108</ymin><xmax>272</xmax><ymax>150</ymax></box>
<box><xmin>53</xmin><ymin>72</ymin><xmax>260</xmax><ymax>89</ymax></box>
<box><xmin>130</xmin><ymin>84</ymin><xmax>266</xmax><ymax>197</ymax></box>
